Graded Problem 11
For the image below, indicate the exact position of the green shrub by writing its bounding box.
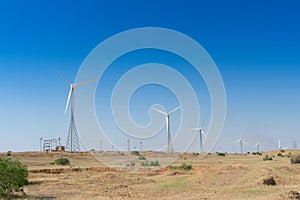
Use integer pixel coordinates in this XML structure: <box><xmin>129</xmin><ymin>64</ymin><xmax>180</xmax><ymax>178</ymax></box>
<box><xmin>290</xmin><ymin>154</ymin><xmax>300</xmax><ymax>164</ymax></box>
<box><xmin>263</xmin><ymin>155</ymin><xmax>273</xmax><ymax>161</ymax></box>
<box><xmin>277</xmin><ymin>152</ymin><xmax>283</xmax><ymax>157</ymax></box>
<box><xmin>131</xmin><ymin>151</ymin><xmax>140</xmax><ymax>156</ymax></box>
<box><xmin>170</xmin><ymin>166</ymin><xmax>177</xmax><ymax>171</ymax></box>
<box><xmin>141</xmin><ymin>161</ymin><xmax>149</xmax><ymax>166</ymax></box>
<box><xmin>150</xmin><ymin>160</ymin><xmax>160</xmax><ymax>166</ymax></box>
<box><xmin>138</xmin><ymin>155</ymin><xmax>146</xmax><ymax>160</ymax></box>
<box><xmin>252</xmin><ymin>152</ymin><xmax>262</xmax><ymax>155</ymax></box>
<box><xmin>182</xmin><ymin>163</ymin><xmax>192</xmax><ymax>171</ymax></box>
<box><xmin>130</xmin><ymin>161</ymin><xmax>135</xmax><ymax>166</ymax></box>
<box><xmin>0</xmin><ymin>158</ymin><xmax>28</xmax><ymax>197</ymax></box>
<box><xmin>217</xmin><ymin>152</ymin><xmax>226</xmax><ymax>157</ymax></box>
<box><xmin>141</xmin><ymin>160</ymin><xmax>160</xmax><ymax>166</ymax></box>
<box><xmin>54</xmin><ymin>158</ymin><xmax>70</xmax><ymax>165</ymax></box>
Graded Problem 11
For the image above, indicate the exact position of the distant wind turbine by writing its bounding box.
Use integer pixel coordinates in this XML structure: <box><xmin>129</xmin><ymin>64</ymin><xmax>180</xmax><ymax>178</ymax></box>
<box><xmin>233</xmin><ymin>138</ymin><xmax>247</xmax><ymax>154</ymax></box>
<box><xmin>253</xmin><ymin>142</ymin><xmax>263</xmax><ymax>153</ymax></box>
<box><xmin>278</xmin><ymin>140</ymin><xmax>288</xmax><ymax>150</ymax></box>
<box><xmin>152</xmin><ymin>105</ymin><xmax>181</xmax><ymax>152</ymax></box>
<box><xmin>278</xmin><ymin>140</ymin><xmax>283</xmax><ymax>150</ymax></box>
<box><xmin>189</xmin><ymin>121</ymin><xmax>206</xmax><ymax>154</ymax></box>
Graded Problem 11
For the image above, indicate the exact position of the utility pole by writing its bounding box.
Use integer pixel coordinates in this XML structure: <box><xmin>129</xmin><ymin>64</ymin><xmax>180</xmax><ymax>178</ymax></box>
<box><xmin>40</xmin><ymin>137</ymin><xmax>43</xmax><ymax>151</ymax></box>
<box><xmin>293</xmin><ymin>140</ymin><xmax>297</xmax><ymax>149</ymax></box>
<box><xmin>127</xmin><ymin>139</ymin><xmax>130</xmax><ymax>151</ymax></box>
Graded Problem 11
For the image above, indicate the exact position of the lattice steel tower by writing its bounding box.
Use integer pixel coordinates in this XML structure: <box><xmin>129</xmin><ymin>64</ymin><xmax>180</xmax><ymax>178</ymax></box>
<box><xmin>64</xmin><ymin>79</ymin><xmax>96</xmax><ymax>152</ymax></box>
<box><xmin>66</xmin><ymin>85</ymin><xmax>80</xmax><ymax>151</ymax></box>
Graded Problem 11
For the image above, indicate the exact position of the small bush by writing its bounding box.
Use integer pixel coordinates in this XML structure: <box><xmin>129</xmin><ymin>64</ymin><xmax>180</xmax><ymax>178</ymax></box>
<box><xmin>277</xmin><ymin>152</ymin><xmax>283</xmax><ymax>157</ymax></box>
<box><xmin>182</xmin><ymin>163</ymin><xmax>192</xmax><ymax>171</ymax></box>
<box><xmin>263</xmin><ymin>176</ymin><xmax>276</xmax><ymax>186</ymax></box>
<box><xmin>141</xmin><ymin>160</ymin><xmax>160</xmax><ymax>166</ymax></box>
<box><xmin>252</xmin><ymin>152</ymin><xmax>262</xmax><ymax>155</ymax></box>
<box><xmin>6</xmin><ymin>151</ymin><xmax>12</xmax><ymax>156</ymax></box>
<box><xmin>263</xmin><ymin>155</ymin><xmax>273</xmax><ymax>161</ymax></box>
<box><xmin>130</xmin><ymin>161</ymin><xmax>135</xmax><ymax>166</ymax></box>
<box><xmin>170</xmin><ymin>166</ymin><xmax>177</xmax><ymax>171</ymax></box>
<box><xmin>138</xmin><ymin>155</ymin><xmax>146</xmax><ymax>160</ymax></box>
<box><xmin>0</xmin><ymin>158</ymin><xmax>28</xmax><ymax>197</ymax></box>
<box><xmin>290</xmin><ymin>154</ymin><xmax>300</xmax><ymax>164</ymax></box>
<box><xmin>131</xmin><ymin>151</ymin><xmax>140</xmax><ymax>156</ymax></box>
<box><xmin>150</xmin><ymin>160</ymin><xmax>160</xmax><ymax>166</ymax></box>
<box><xmin>217</xmin><ymin>152</ymin><xmax>226</xmax><ymax>157</ymax></box>
<box><xmin>54</xmin><ymin>158</ymin><xmax>70</xmax><ymax>165</ymax></box>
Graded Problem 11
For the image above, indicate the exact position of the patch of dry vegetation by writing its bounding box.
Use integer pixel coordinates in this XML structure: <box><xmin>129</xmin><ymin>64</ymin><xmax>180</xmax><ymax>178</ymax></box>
<box><xmin>0</xmin><ymin>150</ymin><xmax>299</xmax><ymax>200</ymax></box>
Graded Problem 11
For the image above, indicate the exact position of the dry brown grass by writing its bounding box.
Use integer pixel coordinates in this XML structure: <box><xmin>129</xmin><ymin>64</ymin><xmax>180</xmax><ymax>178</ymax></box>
<box><xmin>1</xmin><ymin>150</ymin><xmax>300</xmax><ymax>199</ymax></box>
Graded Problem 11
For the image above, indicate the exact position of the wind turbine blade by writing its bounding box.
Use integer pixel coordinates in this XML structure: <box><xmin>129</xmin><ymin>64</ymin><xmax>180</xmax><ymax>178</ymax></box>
<box><xmin>189</xmin><ymin>128</ymin><xmax>201</xmax><ymax>131</ymax></box>
<box><xmin>201</xmin><ymin>131</ymin><xmax>207</xmax><ymax>138</ymax></box>
<box><xmin>166</xmin><ymin>116</ymin><xmax>169</xmax><ymax>129</ymax></box>
<box><xmin>233</xmin><ymin>139</ymin><xmax>241</xmax><ymax>143</ymax></box>
<box><xmin>51</xmin><ymin>67</ymin><xmax>71</xmax><ymax>84</ymax></box>
<box><xmin>234</xmin><ymin>139</ymin><xmax>241</xmax><ymax>143</ymax></box>
<box><xmin>253</xmin><ymin>143</ymin><xmax>258</xmax><ymax>148</ymax></box>
<box><xmin>168</xmin><ymin>105</ymin><xmax>181</xmax><ymax>115</ymax></box>
<box><xmin>74</xmin><ymin>78</ymin><xmax>98</xmax><ymax>87</ymax></box>
<box><xmin>201</xmin><ymin>120</ymin><xmax>206</xmax><ymax>128</ymax></box>
<box><xmin>242</xmin><ymin>140</ymin><xmax>247</xmax><ymax>144</ymax></box>
<box><xmin>65</xmin><ymin>86</ymin><xmax>72</xmax><ymax>114</ymax></box>
<box><xmin>152</xmin><ymin>108</ymin><xmax>167</xmax><ymax>115</ymax></box>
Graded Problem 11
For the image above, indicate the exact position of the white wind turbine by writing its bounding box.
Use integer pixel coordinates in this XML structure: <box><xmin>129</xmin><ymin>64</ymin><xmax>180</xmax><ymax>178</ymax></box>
<box><xmin>253</xmin><ymin>142</ymin><xmax>263</xmax><ymax>153</ymax></box>
<box><xmin>189</xmin><ymin>121</ymin><xmax>207</xmax><ymax>154</ymax></box>
<box><xmin>278</xmin><ymin>140</ymin><xmax>288</xmax><ymax>150</ymax></box>
<box><xmin>53</xmin><ymin>68</ymin><xmax>97</xmax><ymax>152</ymax></box>
<box><xmin>278</xmin><ymin>140</ymin><xmax>282</xmax><ymax>150</ymax></box>
<box><xmin>233</xmin><ymin>138</ymin><xmax>247</xmax><ymax>154</ymax></box>
<box><xmin>152</xmin><ymin>105</ymin><xmax>181</xmax><ymax>152</ymax></box>
<box><xmin>64</xmin><ymin>79</ymin><xmax>97</xmax><ymax>151</ymax></box>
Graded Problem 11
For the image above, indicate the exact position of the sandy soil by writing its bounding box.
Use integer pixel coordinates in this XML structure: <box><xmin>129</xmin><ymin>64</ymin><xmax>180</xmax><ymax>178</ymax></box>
<box><xmin>1</xmin><ymin>150</ymin><xmax>300</xmax><ymax>200</ymax></box>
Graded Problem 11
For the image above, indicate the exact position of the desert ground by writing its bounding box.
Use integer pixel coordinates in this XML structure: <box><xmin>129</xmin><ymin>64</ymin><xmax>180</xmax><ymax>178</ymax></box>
<box><xmin>1</xmin><ymin>150</ymin><xmax>300</xmax><ymax>200</ymax></box>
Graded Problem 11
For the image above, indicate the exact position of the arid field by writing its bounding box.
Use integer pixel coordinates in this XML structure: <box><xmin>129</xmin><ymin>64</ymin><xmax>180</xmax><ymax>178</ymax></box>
<box><xmin>1</xmin><ymin>150</ymin><xmax>300</xmax><ymax>200</ymax></box>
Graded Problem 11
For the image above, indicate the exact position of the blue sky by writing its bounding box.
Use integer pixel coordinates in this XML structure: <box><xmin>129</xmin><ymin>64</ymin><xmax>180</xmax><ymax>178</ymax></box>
<box><xmin>0</xmin><ymin>0</ymin><xmax>299</xmax><ymax>152</ymax></box>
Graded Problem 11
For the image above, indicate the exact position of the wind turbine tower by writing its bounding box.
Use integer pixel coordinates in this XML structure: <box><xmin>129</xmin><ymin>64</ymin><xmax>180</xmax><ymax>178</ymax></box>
<box><xmin>65</xmin><ymin>80</ymin><xmax>96</xmax><ymax>152</ymax></box>
<box><xmin>127</xmin><ymin>139</ymin><xmax>130</xmax><ymax>151</ymax></box>
<box><xmin>234</xmin><ymin>138</ymin><xmax>247</xmax><ymax>154</ymax></box>
<box><xmin>153</xmin><ymin>106</ymin><xmax>181</xmax><ymax>152</ymax></box>
<box><xmin>190</xmin><ymin>128</ymin><xmax>206</xmax><ymax>153</ymax></box>
<box><xmin>253</xmin><ymin>142</ymin><xmax>261</xmax><ymax>153</ymax></box>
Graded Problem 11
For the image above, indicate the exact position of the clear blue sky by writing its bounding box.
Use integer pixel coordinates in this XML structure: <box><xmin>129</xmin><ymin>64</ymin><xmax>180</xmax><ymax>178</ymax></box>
<box><xmin>0</xmin><ymin>0</ymin><xmax>299</xmax><ymax>152</ymax></box>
